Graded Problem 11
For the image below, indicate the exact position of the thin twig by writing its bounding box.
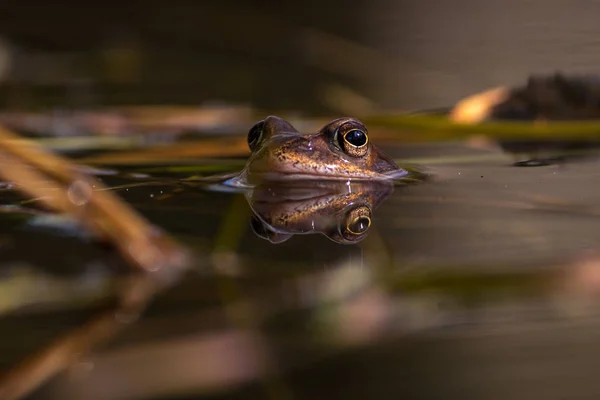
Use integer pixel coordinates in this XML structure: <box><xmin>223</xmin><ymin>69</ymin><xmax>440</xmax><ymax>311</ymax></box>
<box><xmin>0</xmin><ymin>125</ymin><xmax>191</xmax><ymax>274</ymax></box>
<box><xmin>78</xmin><ymin>137</ymin><xmax>249</xmax><ymax>165</ymax></box>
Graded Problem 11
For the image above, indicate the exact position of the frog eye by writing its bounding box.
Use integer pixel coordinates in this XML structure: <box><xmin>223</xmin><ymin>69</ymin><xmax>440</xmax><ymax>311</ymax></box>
<box><xmin>340</xmin><ymin>205</ymin><xmax>372</xmax><ymax>241</ymax></box>
<box><xmin>337</xmin><ymin>122</ymin><xmax>369</xmax><ymax>157</ymax></box>
<box><xmin>248</xmin><ymin>120</ymin><xmax>265</xmax><ymax>152</ymax></box>
<box><xmin>250</xmin><ymin>215</ymin><xmax>292</xmax><ymax>244</ymax></box>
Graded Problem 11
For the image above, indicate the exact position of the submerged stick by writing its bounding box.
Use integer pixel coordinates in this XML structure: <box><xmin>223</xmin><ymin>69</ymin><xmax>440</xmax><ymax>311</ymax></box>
<box><xmin>0</xmin><ymin>125</ymin><xmax>191</xmax><ymax>274</ymax></box>
<box><xmin>0</xmin><ymin>124</ymin><xmax>194</xmax><ymax>399</ymax></box>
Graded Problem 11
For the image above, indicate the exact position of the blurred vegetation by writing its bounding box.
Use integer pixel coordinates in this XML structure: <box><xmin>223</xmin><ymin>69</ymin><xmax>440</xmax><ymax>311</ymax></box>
<box><xmin>365</xmin><ymin>113</ymin><xmax>600</xmax><ymax>141</ymax></box>
<box><xmin>0</xmin><ymin>0</ymin><xmax>381</xmax><ymax>115</ymax></box>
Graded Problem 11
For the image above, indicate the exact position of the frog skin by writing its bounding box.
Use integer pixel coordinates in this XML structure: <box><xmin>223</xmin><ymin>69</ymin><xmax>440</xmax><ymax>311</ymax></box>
<box><xmin>246</xmin><ymin>180</ymin><xmax>393</xmax><ymax>244</ymax></box>
<box><xmin>230</xmin><ymin>116</ymin><xmax>407</xmax><ymax>185</ymax></box>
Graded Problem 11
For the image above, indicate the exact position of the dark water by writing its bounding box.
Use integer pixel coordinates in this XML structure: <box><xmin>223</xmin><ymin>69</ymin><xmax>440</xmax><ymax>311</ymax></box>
<box><xmin>3</xmin><ymin>139</ymin><xmax>600</xmax><ymax>399</ymax></box>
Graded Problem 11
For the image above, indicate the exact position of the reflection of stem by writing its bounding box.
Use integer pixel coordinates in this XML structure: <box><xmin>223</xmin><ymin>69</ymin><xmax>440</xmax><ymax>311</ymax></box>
<box><xmin>0</xmin><ymin>124</ymin><xmax>193</xmax><ymax>399</ymax></box>
<box><xmin>212</xmin><ymin>196</ymin><xmax>294</xmax><ymax>400</ymax></box>
<box><xmin>0</xmin><ymin>274</ymin><xmax>161</xmax><ymax>400</ymax></box>
<box><xmin>360</xmin><ymin>227</ymin><xmax>397</xmax><ymax>281</ymax></box>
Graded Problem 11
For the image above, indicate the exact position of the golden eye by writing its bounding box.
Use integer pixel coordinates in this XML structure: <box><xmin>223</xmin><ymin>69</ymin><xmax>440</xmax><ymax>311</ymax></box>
<box><xmin>337</xmin><ymin>122</ymin><xmax>369</xmax><ymax>157</ymax></box>
<box><xmin>343</xmin><ymin>205</ymin><xmax>372</xmax><ymax>237</ymax></box>
<box><xmin>348</xmin><ymin>215</ymin><xmax>371</xmax><ymax>234</ymax></box>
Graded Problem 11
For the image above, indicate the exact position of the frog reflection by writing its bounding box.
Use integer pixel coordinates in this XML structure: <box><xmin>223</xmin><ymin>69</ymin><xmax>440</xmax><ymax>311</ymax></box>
<box><xmin>228</xmin><ymin>116</ymin><xmax>407</xmax><ymax>186</ymax></box>
<box><xmin>245</xmin><ymin>180</ymin><xmax>393</xmax><ymax>244</ymax></box>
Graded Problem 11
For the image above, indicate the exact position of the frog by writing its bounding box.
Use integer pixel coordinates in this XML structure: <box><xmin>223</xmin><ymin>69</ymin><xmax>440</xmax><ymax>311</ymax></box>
<box><xmin>228</xmin><ymin>116</ymin><xmax>408</xmax><ymax>186</ymax></box>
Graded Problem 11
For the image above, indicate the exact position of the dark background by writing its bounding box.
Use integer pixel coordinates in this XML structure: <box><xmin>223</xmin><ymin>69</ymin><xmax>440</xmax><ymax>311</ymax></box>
<box><xmin>0</xmin><ymin>0</ymin><xmax>597</xmax><ymax>113</ymax></box>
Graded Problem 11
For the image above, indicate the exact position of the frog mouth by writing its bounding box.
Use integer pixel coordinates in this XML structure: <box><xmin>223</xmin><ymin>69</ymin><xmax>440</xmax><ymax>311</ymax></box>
<box><xmin>252</xmin><ymin>168</ymin><xmax>409</xmax><ymax>182</ymax></box>
<box><xmin>228</xmin><ymin>163</ymin><xmax>414</xmax><ymax>187</ymax></box>
<box><xmin>382</xmin><ymin>168</ymin><xmax>410</xmax><ymax>179</ymax></box>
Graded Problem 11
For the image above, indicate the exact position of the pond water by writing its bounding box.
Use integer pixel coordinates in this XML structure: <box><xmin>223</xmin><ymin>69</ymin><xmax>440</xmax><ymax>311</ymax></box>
<box><xmin>3</xmin><ymin>135</ymin><xmax>600</xmax><ymax>400</ymax></box>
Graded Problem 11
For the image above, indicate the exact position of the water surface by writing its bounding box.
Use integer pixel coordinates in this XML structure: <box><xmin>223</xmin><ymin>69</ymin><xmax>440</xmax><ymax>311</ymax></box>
<box><xmin>3</xmin><ymin>140</ymin><xmax>600</xmax><ymax>399</ymax></box>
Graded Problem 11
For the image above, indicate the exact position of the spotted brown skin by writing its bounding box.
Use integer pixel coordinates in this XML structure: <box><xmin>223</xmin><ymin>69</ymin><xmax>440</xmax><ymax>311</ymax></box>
<box><xmin>247</xmin><ymin>180</ymin><xmax>393</xmax><ymax>244</ymax></box>
<box><xmin>237</xmin><ymin>116</ymin><xmax>406</xmax><ymax>184</ymax></box>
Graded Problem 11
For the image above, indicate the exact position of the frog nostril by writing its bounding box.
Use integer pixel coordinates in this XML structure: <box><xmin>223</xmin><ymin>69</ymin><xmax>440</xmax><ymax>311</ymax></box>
<box><xmin>248</xmin><ymin>120</ymin><xmax>265</xmax><ymax>151</ymax></box>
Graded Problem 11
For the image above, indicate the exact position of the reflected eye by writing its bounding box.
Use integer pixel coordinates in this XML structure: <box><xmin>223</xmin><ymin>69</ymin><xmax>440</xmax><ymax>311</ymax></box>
<box><xmin>337</xmin><ymin>122</ymin><xmax>369</xmax><ymax>157</ymax></box>
<box><xmin>340</xmin><ymin>205</ymin><xmax>372</xmax><ymax>241</ymax></box>
<box><xmin>250</xmin><ymin>215</ymin><xmax>292</xmax><ymax>244</ymax></box>
<box><xmin>347</xmin><ymin>215</ymin><xmax>371</xmax><ymax>235</ymax></box>
<box><xmin>248</xmin><ymin>120</ymin><xmax>265</xmax><ymax>152</ymax></box>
